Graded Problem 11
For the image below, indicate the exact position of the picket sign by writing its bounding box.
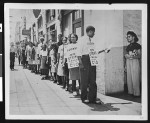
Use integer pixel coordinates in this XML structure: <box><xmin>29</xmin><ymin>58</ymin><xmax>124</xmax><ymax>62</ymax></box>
<box><xmin>67</xmin><ymin>52</ymin><xmax>79</xmax><ymax>69</ymax></box>
<box><xmin>88</xmin><ymin>43</ymin><xmax>112</xmax><ymax>66</ymax></box>
<box><xmin>88</xmin><ymin>48</ymin><xmax>99</xmax><ymax>66</ymax></box>
<box><xmin>66</xmin><ymin>44</ymin><xmax>79</xmax><ymax>69</ymax></box>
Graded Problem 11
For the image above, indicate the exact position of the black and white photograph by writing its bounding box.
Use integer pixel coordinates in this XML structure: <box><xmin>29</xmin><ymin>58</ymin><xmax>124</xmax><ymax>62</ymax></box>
<box><xmin>4</xmin><ymin>3</ymin><xmax>147</xmax><ymax>120</ymax></box>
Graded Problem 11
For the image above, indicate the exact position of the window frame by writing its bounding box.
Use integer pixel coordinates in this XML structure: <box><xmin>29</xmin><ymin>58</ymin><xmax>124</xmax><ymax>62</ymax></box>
<box><xmin>72</xmin><ymin>10</ymin><xmax>84</xmax><ymax>36</ymax></box>
<box><xmin>38</xmin><ymin>16</ymin><xmax>43</xmax><ymax>29</ymax></box>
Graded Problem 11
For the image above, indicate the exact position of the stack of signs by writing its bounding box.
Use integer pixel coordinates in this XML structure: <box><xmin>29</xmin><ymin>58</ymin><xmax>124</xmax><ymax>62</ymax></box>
<box><xmin>88</xmin><ymin>47</ymin><xmax>99</xmax><ymax>66</ymax></box>
<box><xmin>67</xmin><ymin>45</ymin><xmax>79</xmax><ymax>69</ymax></box>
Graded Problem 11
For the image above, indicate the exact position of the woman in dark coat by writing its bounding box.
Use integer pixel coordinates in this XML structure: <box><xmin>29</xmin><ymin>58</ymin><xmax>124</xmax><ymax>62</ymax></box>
<box><xmin>10</xmin><ymin>43</ymin><xmax>16</xmax><ymax>70</ymax></box>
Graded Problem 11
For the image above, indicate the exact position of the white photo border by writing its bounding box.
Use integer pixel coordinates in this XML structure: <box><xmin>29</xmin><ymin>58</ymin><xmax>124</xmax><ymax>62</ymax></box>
<box><xmin>4</xmin><ymin>3</ymin><xmax>147</xmax><ymax>120</ymax></box>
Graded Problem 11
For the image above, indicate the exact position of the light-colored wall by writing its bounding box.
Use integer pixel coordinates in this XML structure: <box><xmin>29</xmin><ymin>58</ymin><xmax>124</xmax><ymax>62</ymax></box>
<box><xmin>123</xmin><ymin>10</ymin><xmax>142</xmax><ymax>85</ymax></box>
<box><xmin>104</xmin><ymin>10</ymin><xmax>124</xmax><ymax>94</ymax></box>
<box><xmin>84</xmin><ymin>10</ymin><xmax>106</xmax><ymax>94</ymax></box>
<box><xmin>123</xmin><ymin>10</ymin><xmax>142</xmax><ymax>46</ymax></box>
<box><xmin>84</xmin><ymin>10</ymin><xmax>124</xmax><ymax>94</ymax></box>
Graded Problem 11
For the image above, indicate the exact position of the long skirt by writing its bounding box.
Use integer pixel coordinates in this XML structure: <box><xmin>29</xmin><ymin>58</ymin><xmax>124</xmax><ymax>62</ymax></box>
<box><xmin>126</xmin><ymin>58</ymin><xmax>141</xmax><ymax>96</ymax></box>
<box><xmin>69</xmin><ymin>67</ymin><xmax>80</xmax><ymax>80</ymax></box>
<box><xmin>10</xmin><ymin>52</ymin><xmax>15</xmax><ymax>69</ymax></box>
<box><xmin>48</xmin><ymin>57</ymin><xmax>51</xmax><ymax>69</ymax></box>
<box><xmin>40</xmin><ymin>56</ymin><xmax>49</xmax><ymax>75</ymax></box>
<box><xmin>57</xmin><ymin>63</ymin><xmax>65</xmax><ymax>76</ymax></box>
<box><xmin>51</xmin><ymin>63</ymin><xmax>57</xmax><ymax>73</ymax></box>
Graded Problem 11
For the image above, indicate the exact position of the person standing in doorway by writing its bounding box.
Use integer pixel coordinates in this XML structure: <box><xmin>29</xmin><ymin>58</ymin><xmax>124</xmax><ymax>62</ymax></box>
<box><xmin>78</xmin><ymin>26</ymin><xmax>110</xmax><ymax>104</ymax></box>
<box><xmin>125</xmin><ymin>31</ymin><xmax>141</xmax><ymax>97</ymax></box>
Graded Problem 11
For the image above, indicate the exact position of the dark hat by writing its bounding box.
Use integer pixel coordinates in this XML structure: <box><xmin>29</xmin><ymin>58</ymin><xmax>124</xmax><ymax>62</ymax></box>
<box><xmin>127</xmin><ymin>31</ymin><xmax>139</xmax><ymax>42</ymax></box>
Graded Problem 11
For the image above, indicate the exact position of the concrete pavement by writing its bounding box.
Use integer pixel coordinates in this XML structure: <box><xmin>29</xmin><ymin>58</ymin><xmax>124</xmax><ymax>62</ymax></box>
<box><xmin>9</xmin><ymin>62</ymin><xmax>141</xmax><ymax>115</ymax></box>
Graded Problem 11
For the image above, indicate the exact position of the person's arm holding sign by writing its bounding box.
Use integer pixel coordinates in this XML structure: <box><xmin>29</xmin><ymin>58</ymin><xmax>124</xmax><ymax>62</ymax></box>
<box><xmin>97</xmin><ymin>45</ymin><xmax>111</xmax><ymax>54</ymax></box>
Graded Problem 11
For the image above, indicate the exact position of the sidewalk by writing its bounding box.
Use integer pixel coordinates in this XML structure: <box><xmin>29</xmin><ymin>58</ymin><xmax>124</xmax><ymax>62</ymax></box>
<box><xmin>9</xmin><ymin>62</ymin><xmax>141</xmax><ymax>115</ymax></box>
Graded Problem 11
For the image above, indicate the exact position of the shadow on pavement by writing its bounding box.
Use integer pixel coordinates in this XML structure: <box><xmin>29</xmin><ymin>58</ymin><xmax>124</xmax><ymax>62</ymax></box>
<box><xmin>70</xmin><ymin>95</ymin><xmax>134</xmax><ymax>112</ymax></box>
<box><xmin>107</xmin><ymin>92</ymin><xmax>141</xmax><ymax>103</ymax></box>
<box><xmin>85</xmin><ymin>99</ymin><xmax>133</xmax><ymax>112</ymax></box>
<box><xmin>89</xmin><ymin>103</ymin><xmax>120</xmax><ymax>112</ymax></box>
<box><xmin>70</xmin><ymin>96</ymin><xmax>122</xmax><ymax>112</ymax></box>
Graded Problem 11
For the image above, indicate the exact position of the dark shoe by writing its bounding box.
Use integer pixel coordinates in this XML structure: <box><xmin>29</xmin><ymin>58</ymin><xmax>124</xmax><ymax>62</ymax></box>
<box><xmin>50</xmin><ymin>78</ymin><xmax>54</xmax><ymax>81</ymax></box>
<box><xmin>41</xmin><ymin>77</ymin><xmax>45</xmax><ymax>80</ymax></box>
<box><xmin>62</xmin><ymin>86</ymin><xmax>65</xmax><ymax>89</ymax></box>
<box><xmin>53</xmin><ymin>80</ymin><xmax>57</xmax><ymax>83</ymax></box>
<box><xmin>90</xmin><ymin>100</ymin><xmax>103</xmax><ymax>104</ymax></box>
<box><xmin>45</xmin><ymin>76</ymin><xmax>49</xmax><ymax>79</ymax></box>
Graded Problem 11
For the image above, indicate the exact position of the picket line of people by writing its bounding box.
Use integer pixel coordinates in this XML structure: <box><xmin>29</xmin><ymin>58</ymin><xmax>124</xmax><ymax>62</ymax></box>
<box><xmin>11</xmin><ymin>25</ymin><xmax>141</xmax><ymax>105</ymax></box>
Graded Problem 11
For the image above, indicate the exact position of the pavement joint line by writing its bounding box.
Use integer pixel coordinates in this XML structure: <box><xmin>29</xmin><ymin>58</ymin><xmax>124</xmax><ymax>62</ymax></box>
<box><xmin>22</xmin><ymin>68</ymin><xmax>46</xmax><ymax>115</ymax></box>
<box><xmin>23</xmin><ymin>67</ymin><xmax>76</xmax><ymax>114</ymax></box>
<box><xmin>10</xmin><ymin>64</ymin><xmax>141</xmax><ymax>115</ymax></box>
<box><xmin>41</xmin><ymin>78</ymin><xmax>77</xmax><ymax>115</ymax></box>
<box><xmin>13</xmin><ymin>69</ymin><xmax>20</xmax><ymax>112</ymax></box>
<box><xmin>37</xmin><ymin>75</ymin><xmax>122</xmax><ymax>112</ymax></box>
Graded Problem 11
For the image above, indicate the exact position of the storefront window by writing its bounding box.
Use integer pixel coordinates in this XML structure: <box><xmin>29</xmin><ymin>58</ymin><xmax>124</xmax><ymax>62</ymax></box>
<box><xmin>47</xmin><ymin>27</ymin><xmax>51</xmax><ymax>41</ymax></box>
<box><xmin>50</xmin><ymin>10</ymin><xmax>55</xmax><ymax>21</ymax></box>
<box><xmin>72</xmin><ymin>10</ymin><xmax>84</xmax><ymax>37</ymax></box>
<box><xmin>38</xmin><ymin>16</ymin><xmax>43</xmax><ymax>29</ymax></box>
<box><xmin>74</xmin><ymin>10</ymin><xmax>82</xmax><ymax>20</ymax></box>
<box><xmin>46</xmin><ymin>10</ymin><xmax>50</xmax><ymax>23</ymax></box>
<box><xmin>46</xmin><ymin>9</ymin><xmax>56</xmax><ymax>23</ymax></box>
<box><xmin>50</xmin><ymin>24</ymin><xmax>56</xmax><ymax>42</ymax></box>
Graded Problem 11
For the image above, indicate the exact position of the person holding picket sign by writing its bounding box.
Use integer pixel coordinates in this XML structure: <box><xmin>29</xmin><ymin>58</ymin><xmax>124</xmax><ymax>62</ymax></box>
<box><xmin>65</xmin><ymin>33</ymin><xmax>81</xmax><ymax>95</ymax></box>
<box><xmin>78</xmin><ymin>26</ymin><xmax>110</xmax><ymax>104</ymax></box>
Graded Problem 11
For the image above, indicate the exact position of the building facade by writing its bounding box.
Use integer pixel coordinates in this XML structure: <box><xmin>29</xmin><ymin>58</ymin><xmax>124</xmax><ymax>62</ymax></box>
<box><xmin>60</xmin><ymin>10</ymin><xmax>142</xmax><ymax>95</ymax></box>
<box><xmin>28</xmin><ymin>9</ymin><xmax>141</xmax><ymax>95</ymax></box>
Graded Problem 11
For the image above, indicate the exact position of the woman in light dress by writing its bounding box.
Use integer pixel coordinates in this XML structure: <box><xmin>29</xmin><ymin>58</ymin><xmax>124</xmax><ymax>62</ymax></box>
<box><xmin>49</xmin><ymin>43</ymin><xmax>58</xmax><ymax>83</ymax></box>
<box><xmin>125</xmin><ymin>31</ymin><xmax>141</xmax><ymax>97</ymax></box>
<box><xmin>57</xmin><ymin>37</ymin><xmax>68</xmax><ymax>85</ymax></box>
